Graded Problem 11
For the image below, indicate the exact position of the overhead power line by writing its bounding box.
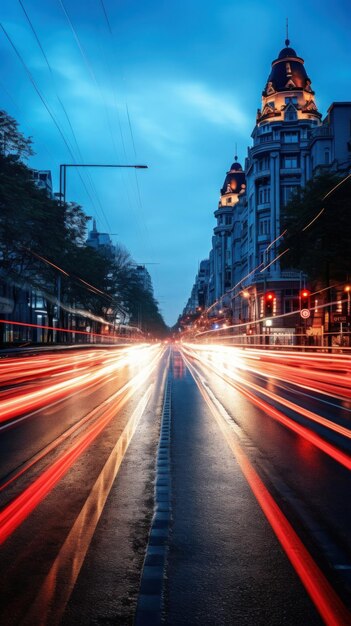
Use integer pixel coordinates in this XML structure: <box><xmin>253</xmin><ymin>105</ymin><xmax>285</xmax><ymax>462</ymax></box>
<box><xmin>0</xmin><ymin>22</ymin><xmax>76</xmax><ymax>160</ymax></box>
<box><xmin>16</xmin><ymin>0</ymin><xmax>112</xmax><ymax>230</ymax></box>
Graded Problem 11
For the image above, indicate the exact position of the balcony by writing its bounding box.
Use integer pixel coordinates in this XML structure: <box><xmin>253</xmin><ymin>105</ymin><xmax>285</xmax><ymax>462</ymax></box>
<box><xmin>311</xmin><ymin>126</ymin><xmax>333</xmax><ymax>138</ymax></box>
<box><xmin>309</xmin><ymin>126</ymin><xmax>333</xmax><ymax>147</ymax></box>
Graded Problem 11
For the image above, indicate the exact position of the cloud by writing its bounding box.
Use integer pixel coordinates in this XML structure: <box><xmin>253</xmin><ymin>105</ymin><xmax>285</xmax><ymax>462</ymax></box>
<box><xmin>132</xmin><ymin>111</ymin><xmax>184</xmax><ymax>157</ymax></box>
<box><xmin>173</xmin><ymin>81</ymin><xmax>250</xmax><ymax>130</ymax></box>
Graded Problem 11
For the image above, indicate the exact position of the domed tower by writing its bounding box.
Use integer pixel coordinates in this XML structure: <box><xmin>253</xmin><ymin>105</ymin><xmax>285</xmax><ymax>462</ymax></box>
<box><xmin>219</xmin><ymin>157</ymin><xmax>246</xmax><ymax>207</ymax></box>
<box><xmin>257</xmin><ymin>38</ymin><xmax>321</xmax><ymax>125</ymax></box>
<box><xmin>211</xmin><ymin>156</ymin><xmax>246</xmax><ymax>300</ymax></box>
<box><xmin>239</xmin><ymin>37</ymin><xmax>323</xmax><ymax>334</ymax></box>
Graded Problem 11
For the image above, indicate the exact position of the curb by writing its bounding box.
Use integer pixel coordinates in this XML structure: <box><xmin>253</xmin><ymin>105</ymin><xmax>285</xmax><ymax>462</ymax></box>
<box><xmin>134</xmin><ymin>373</ymin><xmax>172</xmax><ymax>625</ymax></box>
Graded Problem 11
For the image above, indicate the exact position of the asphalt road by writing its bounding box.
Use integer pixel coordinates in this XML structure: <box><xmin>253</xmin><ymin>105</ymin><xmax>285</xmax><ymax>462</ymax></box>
<box><xmin>0</xmin><ymin>344</ymin><xmax>350</xmax><ymax>625</ymax></box>
<box><xmin>165</xmin><ymin>350</ymin><xmax>322</xmax><ymax>625</ymax></box>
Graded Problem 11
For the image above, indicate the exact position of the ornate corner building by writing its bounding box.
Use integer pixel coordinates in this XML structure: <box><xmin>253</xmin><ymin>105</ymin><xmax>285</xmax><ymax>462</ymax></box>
<box><xmin>185</xmin><ymin>38</ymin><xmax>351</xmax><ymax>344</ymax></box>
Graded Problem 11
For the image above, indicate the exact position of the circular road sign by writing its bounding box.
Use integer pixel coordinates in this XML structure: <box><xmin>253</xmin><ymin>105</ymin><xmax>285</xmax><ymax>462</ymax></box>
<box><xmin>300</xmin><ymin>308</ymin><xmax>310</xmax><ymax>319</ymax></box>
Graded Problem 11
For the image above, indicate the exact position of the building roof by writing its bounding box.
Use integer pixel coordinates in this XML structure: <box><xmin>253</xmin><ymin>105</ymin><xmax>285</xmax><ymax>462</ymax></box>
<box><xmin>220</xmin><ymin>157</ymin><xmax>246</xmax><ymax>196</ymax></box>
<box><xmin>263</xmin><ymin>39</ymin><xmax>314</xmax><ymax>96</ymax></box>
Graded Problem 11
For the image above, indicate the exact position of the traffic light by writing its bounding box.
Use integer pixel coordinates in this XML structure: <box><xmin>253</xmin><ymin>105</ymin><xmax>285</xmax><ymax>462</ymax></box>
<box><xmin>300</xmin><ymin>289</ymin><xmax>310</xmax><ymax>310</ymax></box>
<box><xmin>264</xmin><ymin>292</ymin><xmax>275</xmax><ymax>316</ymax></box>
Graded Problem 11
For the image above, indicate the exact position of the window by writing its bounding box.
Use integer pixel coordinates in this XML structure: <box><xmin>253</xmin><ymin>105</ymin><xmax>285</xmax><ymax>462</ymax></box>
<box><xmin>282</xmin><ymin>131</ymin><xmax>299</xmax><ymax>143</ymax></box>
<box><xmin>258</xmin><ymin>156</ymin><xmax>269</xmax><ymax>171</ymax></box>
<box><xmin>258</xmin><ymin>244</ymin><xmax>267</xmax><ymax>266</ymax></box>
<box><xmin>285</xmin><ymin>108</ymin><xmax>297</xmax><ymax>121</ymax></box>
<box><xmin>284</xmin><ymin>298</ymin><xmax>299</xmax><ymax>314</ymax></box>
<box><xmin>226</xmin><ymin>197</ymin><xmax>232</xmax><ymax>204</ymax></box>
<box><xmin>285</xmin><ymin>97</ymin><xmax>298</xmax><ymax>104</ymax></box>
<box><xmin>260</xmin><ymin>133</ymin><xmax>272</xmax><ymax>143</ymax></box>
<box><xmin>258</xmin><ymin>186</ymin><xmax>270</xmax><ymax>204</ymax></box>
<box><xmin>282</xmin><ymin>155</ymin><xmax>298</xmax><ymax>169</ymax></box>
<box><xmin>324</xmin><ymin>150</ymin><xmax>330</xmax><ymax>165</ymax></box>
<box><xmin>225</xmin><ymin>215</ymin><xmax>232</xmax><ymax>225</ymax></box>
<box><xmin>281</xmin><ymin>185</ymin><xmax>299</xmax><ymax>206</ymax></box>
<box><xmin>284</xmin><ymin>289</ymin><xmax>299</xmax><ymax>296</ymax></box>
<box><xmin>258</xmin><ymin>217</ymin><xmax>270</xmax><ymax>236</ymax></box>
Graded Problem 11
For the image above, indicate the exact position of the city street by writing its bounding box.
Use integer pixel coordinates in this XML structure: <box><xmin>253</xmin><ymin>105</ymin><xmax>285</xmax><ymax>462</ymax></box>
<box><xmin>0</xmin><ymin>344</ymin><xmax>350</xmax><ymax>625</ymax></box>
<box><xmin>1</xmin><ymin>4</ymin><xmax>351</xmax><ymax>625</ymax></box>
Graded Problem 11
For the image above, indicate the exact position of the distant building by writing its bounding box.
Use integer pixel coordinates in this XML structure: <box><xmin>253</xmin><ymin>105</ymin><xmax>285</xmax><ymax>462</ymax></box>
<box><xmin>30</xmin><ymin>169</ymin><xmax>53</xmax><ymax>198</ymax></box>
<box><xmin>209</xmin><ymin>158</ymin><xmax>246</xmax><ymax>304</ymax></box>
<box><xmin>183</xmin><ymin>259</ymin><xmax>209</xmax><ymax>313</ymax></box>
<box><xmin>135</xmin><ymin>265</ymin><xmax>153</xmax><ymax>295</ymax></box>
<box><xmin>86</xmin><ymin>219</ymin><xmax>115</xmax><ymax>259</ymax></box>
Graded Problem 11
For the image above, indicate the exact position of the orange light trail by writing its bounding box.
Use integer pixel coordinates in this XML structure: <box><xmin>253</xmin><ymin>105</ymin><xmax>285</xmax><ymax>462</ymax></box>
<box><xmin>0</xmin><ymin>346</ymin><xmax>163</xmax><ymax>544</ymax></box>
<box><xmin>182</xmin><ymin>345</ymin><xmax>351</xmax><ymax>471</ymax></box>
<box><xmin>183</xmin><ymin>352</ymin><xmax>351</xmax><ymax>625</ymax></box>
<box><xmin>0</xmin><ymin>345</ymin><xmax>158</xmax><ymax>424</ymax></box>
<box><xmin>302</xmin><ymin>207</ymin><xmax>325</xmax><ymax>231</ymax></box>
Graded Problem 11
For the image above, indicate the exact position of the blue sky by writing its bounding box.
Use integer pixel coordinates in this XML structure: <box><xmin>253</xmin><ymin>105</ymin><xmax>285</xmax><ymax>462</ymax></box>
<box><xmin>1</xmin><ymin>0</ymin><xmax>350</xmax><ymax>325</ymax></box>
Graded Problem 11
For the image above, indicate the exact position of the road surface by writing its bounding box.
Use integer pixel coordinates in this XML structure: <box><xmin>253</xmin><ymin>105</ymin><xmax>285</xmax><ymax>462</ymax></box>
<box><xmin>0</xmin><ymin>343</ymin><xmax>350</xmax><ymax>625</ymax></box>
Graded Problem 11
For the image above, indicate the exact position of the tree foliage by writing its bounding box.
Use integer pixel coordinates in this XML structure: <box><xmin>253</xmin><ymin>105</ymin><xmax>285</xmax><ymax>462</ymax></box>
<box><xmin>0</xmin><ymin>110</ymin><xmax>33</xmax><ymax>159</ymax></box>
<box><xmin>0</xmin><ymin>110</ymin><xmax>168</xmax><ymax>340</ymax></box>
<box><xmin>281</xmin><ymin>172</ymin><xmax>351</xmax><ymax>287</ymax></box>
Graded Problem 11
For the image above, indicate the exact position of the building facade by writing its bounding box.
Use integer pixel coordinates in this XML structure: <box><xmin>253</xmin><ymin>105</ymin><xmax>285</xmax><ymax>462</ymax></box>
<box><xmin>182</xmin><ymin>38</ymin><xmax>351</xmax><ymax>344</ymax></box>
<box><xmin>230</xmin><ymin>39</ymin><xmax>351</xmax><ymax>343</ymax></box>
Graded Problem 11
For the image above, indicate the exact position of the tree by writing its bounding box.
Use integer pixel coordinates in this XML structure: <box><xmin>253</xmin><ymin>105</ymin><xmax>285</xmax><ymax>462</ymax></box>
<box><xmin>281</xmin><ymin>172</ymin><xmax>351</xmax><ymax>287</ymax></box>
<box><xmin>123</xmin><ymin>268</ymin><xmax>169</xmax><ymax>337</ymax></box>
<box><xmin>0</xmin><ymin>110</ymin><xmax>33</xmax><ymax>159</ymax></box>
<box><xmin>0</xmin><ymin>109</ymin><xmax>169</xmax><ymax>342</ymax></box>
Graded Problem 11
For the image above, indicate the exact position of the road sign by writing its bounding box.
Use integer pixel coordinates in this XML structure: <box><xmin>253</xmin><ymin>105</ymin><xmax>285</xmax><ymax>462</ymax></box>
<box><xmin>300</xmin><ymin>308</ymin><xmax>310</xmax><ymax>319</ymax></box>
<box><xmin>331</xmin><ymin>314</ymin><xmax>350</xmax><ymax>324</ymax></box>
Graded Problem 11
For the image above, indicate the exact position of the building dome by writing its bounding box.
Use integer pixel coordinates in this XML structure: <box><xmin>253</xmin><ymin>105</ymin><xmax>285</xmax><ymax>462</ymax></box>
<box><xmin>263</xmin><ymin>39</ymin><xmax>313</xmax><ymax>96</ymax></box>
<box><xmin>278</xmin><ymin>43</ymin><xmax>297</xmax><ymax>59</ymax></box>
<box><xmin>220</xmin><ymin>158</ymin><xmax>246</xmax><ymax>196</ymax></box>
<box><xmin>230</xmin><ymin>161</ymin><xmax>242</xmax><ymax>172</ymax></box>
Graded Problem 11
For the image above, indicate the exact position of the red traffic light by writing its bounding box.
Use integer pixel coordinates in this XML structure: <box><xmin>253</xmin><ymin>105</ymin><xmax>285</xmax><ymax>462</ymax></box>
<box><xmin>264</xmin><ymin>292</ymin><xmax>275</xmax><ymax>316</ymax></box>
<box><xmin>300</xmin><ymin>289</ymin><xmax>310</xmax><ymax>311</ymax></box>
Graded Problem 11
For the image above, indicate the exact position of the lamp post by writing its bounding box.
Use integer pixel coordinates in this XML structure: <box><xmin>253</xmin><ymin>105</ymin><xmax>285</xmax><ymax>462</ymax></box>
<box><xmin>59</xmin><ymin>163</ymin><xmax>148</xmax><ymax>206</ymax></box>
<box><xmin>57</xmin><ymin>163</ymin><xmax>148</xmax><ymax>342</ymax></box>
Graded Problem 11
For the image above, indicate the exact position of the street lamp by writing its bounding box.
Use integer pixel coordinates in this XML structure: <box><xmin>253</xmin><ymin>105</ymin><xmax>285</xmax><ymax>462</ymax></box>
<box><xmin>59</xmin><ymin>163</ymin><xmax>148</xmax><ymax>206</ymax></box>
<box><xmin>56</xmin><ymin>163</ymin><xmax>147</xmax><ymax>340</ymax></box>
<box><xmin>344</xmin><ymin>284</ymin><xmax>351</xmax><ymax>315</ymax></box>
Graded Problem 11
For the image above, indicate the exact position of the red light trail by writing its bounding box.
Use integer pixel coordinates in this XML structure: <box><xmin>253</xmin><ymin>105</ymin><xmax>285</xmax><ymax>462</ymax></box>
<box><xmin>182</xmin><ymin>345</ymin><xmax>351</xmax><ymax>470</ymax></box>
<box><xmin>0</xmin><ymin>345</ymin><xmax>163</xmax><ymax>544</ymax></box>
<box><xmin>182</xmin><ymin>350</ymin><xmax>351</xmax><ymax>625</ymax></box>
<box><xmin>0</xmin><ymin>345</ymin><xmax>156</xmax><ymax>425</ymax></box>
